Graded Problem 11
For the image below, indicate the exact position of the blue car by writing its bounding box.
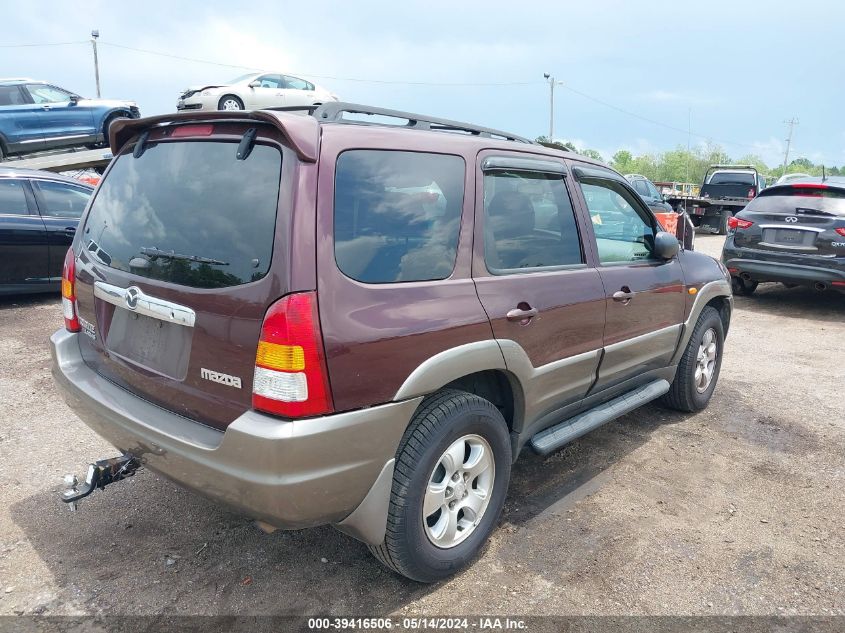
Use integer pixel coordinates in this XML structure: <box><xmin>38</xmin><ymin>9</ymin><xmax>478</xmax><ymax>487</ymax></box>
<box><xmin>0</xmin><ymin>78</ymin><xmax>140</xmax><ymax>160</ymax></box>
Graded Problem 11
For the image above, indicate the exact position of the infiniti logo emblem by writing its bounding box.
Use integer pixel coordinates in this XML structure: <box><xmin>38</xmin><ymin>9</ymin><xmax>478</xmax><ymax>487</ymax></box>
<box><xmin>125</xmin><ymin>286</ymin><xmax>141</xmax><ymax>310</ymax></box>
<box><xmin>785</xmin><ymin>216</ymin><xmax>798</xmax><ymax>223</ymax></box>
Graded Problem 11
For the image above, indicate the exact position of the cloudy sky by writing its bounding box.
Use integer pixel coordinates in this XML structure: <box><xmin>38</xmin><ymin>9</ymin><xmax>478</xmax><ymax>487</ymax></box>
<box><xmin>4</xmin><ymin>0</ymin><xmax>843</xmax><ymax>166</ymax></box>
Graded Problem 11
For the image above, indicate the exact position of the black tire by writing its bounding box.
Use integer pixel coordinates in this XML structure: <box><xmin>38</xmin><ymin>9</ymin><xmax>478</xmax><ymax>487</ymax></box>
<box><xmin>717</xmin><ymin>208</ymin><xmax>731</xmax><ymax>235</ymax></box>
<box><xmin>732</xmin><ymin>276</ymin><xmax>758</xmax><ymax>296</ymax></box>
<box><xmin>0</xmin><ymin>140</ymin><xmax>5</xmax><ymax>161</ymax></box>
<box><xmin>101</xmin><ymin>113</ymin><xmax>123</xmax><ymax>147</ymax></box>
<box><xmin>662</xmin><ymin>306</ymin><xmax>725</xmax><ymax>413</ymax></box>
<box><xmin>217</xmin><ymin>95</ymin><xmax>244</xmax><ymax>111</ymax></box>
<box><xmin>368</xmin><ymin>389</ymin><xmax>511</xmax><ymax>583</ymax></box>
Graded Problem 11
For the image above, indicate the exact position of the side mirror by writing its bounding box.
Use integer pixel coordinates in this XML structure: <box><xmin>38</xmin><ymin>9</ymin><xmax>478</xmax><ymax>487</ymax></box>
<box><xmin>654</xmin><ymin>231</ymin><xmax>680</xmax><ymax>260</ymax></box>
<box><xmin>69</xmin><ymin>95</ymin><xmax>80</xmax><ymax>104</ymax></box>
<box><xmin>248</xmin><ymin>80</ymin><xmax>260</xmax><ymax>88</ymax></box>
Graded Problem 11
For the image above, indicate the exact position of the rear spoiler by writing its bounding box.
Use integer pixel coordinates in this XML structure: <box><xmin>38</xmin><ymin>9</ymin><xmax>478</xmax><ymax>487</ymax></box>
<box><xmin>109</xmin><ymin>110</ymin><xmax>320</xmax><ymax>162</ymax></box>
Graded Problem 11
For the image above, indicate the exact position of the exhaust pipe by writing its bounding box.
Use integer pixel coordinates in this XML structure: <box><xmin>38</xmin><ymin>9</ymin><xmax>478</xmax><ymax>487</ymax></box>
<box><xmin>740</xmin><ymin>272</ymin><xmax>752</xmax><ymax>281</ymax></box>
<box><xmin>814</xmin><ymin>281</ymin><xmax>828</xmax><ymax>292</ymax></box>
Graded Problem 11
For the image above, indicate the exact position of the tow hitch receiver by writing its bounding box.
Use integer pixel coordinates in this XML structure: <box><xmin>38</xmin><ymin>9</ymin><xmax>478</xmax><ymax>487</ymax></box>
<box><xmin>61</xmin><ymin>455</ymin><xmax>141</xmax><ymax>511</ymax></box>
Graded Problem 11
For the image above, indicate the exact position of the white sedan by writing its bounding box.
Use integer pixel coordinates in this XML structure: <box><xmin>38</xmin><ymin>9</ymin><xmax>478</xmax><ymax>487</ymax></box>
<box><xmin>177</xmin><ymin>72</ymin><xmax>338</xmax><ymax>112</ymax></box>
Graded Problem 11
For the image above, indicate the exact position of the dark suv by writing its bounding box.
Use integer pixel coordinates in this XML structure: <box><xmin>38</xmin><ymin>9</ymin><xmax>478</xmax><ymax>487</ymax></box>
<box><xmin>722</xmin><ymin>177</ymin><xmax>845</xmax><ymax>294</ymax></box>
<box><xmin>50</xmin><ymin>103</ymin><xmax>733</xmax><ymax>582</ymax></box>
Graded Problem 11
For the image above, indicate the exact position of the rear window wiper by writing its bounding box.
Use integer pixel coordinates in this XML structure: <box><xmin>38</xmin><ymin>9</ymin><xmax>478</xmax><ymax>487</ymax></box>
<box><xmin>140</xmin><ymin>246</ymin><xmax>229</xmax><ymax>266</ymax></box>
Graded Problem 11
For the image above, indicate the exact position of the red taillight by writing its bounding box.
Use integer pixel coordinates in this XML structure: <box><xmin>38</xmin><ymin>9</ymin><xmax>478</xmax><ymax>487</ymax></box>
<box><xmin>252</xmin><ymin>292</ymin><xmax>333</xmax><ymax>418</ymax></box>
<box><xmin>728</xmin><ymin>216</ymin><xmax>753</xmax><ymax>230</ymax></box>
<box><xmin>835</xmin><ymin>228</ymin><xmax>845</xmax><ymax>237</ymax></box>
<box><xmin>61</xmin><ymin>248</ymin><xmax>80</xmax><ymax>332</ymax></box>
<box><xmin>171</xmin><ymin>124</ymin><xmax>214</xmax><ymax>137</ymax></box>
<box><xmin>747</xmin><ymin>188</ymin><xmax>756</xmax><ymax>199</ymax></box>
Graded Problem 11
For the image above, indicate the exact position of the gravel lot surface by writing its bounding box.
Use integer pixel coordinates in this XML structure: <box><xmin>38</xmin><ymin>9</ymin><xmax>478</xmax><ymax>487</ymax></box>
<box><xmin>0</xmin><ymin>234</ymin><xmax>843</xmax><ymax>617</ymax></box>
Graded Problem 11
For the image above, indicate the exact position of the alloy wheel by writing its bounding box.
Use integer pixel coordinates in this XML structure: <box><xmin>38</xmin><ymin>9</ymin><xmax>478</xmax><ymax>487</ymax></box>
<box><xmin>423</xmin><ymin>434</ymin><xmax>495</xmax><ymax>549</ymax></box>
<box><xmin>695</xmin><ymin>327</ymin><xmax>718</xmax><ymax>393</ymax></box>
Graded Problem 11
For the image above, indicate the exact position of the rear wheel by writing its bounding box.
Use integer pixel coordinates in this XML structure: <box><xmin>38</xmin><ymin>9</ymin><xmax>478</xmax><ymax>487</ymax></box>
<box><xmin>732</xmin><ymin>277</ymin><xmax>758</xmax><ymax>296</ymax></box>
<box><xmin>0</xmin><ymin>143</ymin><xmax>5</xmax><ymax>161</ymax></box>
<box><xmin>101</xmin><ymin>113</ymin><xmax>124</xmax><ymax>147</ymax></box>
<box><xmin>218</xmin><ymin>95</ymin><xmax>244</xmax><ymax>111</ymax></box>
<box><xmin>368</xmin><ymin>389</ymin><xmax>511</xmax><ymax>582</ymax></box>
<box><xmin>717</xmin><ymin>208</ymin><xmax>731</xmax><ymax>235</ymax></box>
<box><xmin>662</xmin><ymin>306</ymin><xmax>724</xmax><ymax>412</ymax></box>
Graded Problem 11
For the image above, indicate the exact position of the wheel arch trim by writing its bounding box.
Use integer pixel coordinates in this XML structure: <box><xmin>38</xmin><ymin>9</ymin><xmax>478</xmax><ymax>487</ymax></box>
<box><xmin>670</xmin><ymin>278</ymin><xmax>732</xmax><ymax>366</ymax></box>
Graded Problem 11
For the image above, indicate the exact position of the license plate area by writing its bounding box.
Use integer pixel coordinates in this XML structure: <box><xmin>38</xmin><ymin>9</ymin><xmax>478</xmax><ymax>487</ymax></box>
<box><xmin>761</xmin><ymin>228</ymin><xmax>817</xmax><ymax>249</ymax></box>
<box><xmin>105</xmin><ymin>308</ymin><xmax>192</xmax><ymax>380</ymax></box>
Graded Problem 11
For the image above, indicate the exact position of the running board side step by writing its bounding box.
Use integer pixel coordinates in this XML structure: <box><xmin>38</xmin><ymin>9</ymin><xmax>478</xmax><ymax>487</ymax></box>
<box><xmin>530</xmin><ymin>379</ymin><xmax>670</xmax><ymax>456</ymax></box>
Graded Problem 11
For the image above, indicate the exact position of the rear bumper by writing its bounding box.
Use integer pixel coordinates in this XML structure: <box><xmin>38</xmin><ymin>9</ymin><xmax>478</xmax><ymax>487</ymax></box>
<box><xmin>50</xmin><ymin>329</ymin><xmax>421</xmax><ymax>535</ymax></box>
<box><xmin>722</xmin><ymin>250</ymin><xmax>845</xmax><ymax>286</ymax></box>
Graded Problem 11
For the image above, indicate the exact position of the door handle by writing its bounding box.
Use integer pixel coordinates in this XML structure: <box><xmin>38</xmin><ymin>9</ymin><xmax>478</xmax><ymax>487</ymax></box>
<box><xmin>506</xmin><ymin>304</ymin><xmax>538</xmax><ymax>323</ymax></box>
<box><xmin>41</xmin><ymin>105</ymin><xmax>51</xmax><ymax>110</ymax></box>
<box><xmin>612</xmin><ymin>286</ymin><xmax>634</xmax><ymax>304</ymax></box>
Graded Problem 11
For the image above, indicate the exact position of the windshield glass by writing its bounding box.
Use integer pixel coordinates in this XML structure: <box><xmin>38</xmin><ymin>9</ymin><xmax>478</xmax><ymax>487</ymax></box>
<box><xmin>708</xmin><ymin>171</ymin><xmax>755</xmax><ymax>186</ymax></box>
<box><xmin>227</xmin><ymin>73</ymin><xmax>260</xmax><ymax>84</ymax></box>
<box><xmin>82</xmin><ymin>140</ymin><xmax>282</xmax><ymax>288</ymax></box>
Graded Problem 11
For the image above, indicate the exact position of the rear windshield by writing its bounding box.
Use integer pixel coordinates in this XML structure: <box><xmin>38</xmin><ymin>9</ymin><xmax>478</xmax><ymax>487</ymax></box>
<box><xmin>82</xmin><ymin>140</ymin><xmax>282</xmax><ymax>288</ymax></box>
<box><xmin>707</xmin><ymin>172</ymin><xmax>755</xmax><ymax>186</ymax></box>
<box><xmin>750</xmin><ymin>186</ymin><xmax>845</xmax><ymax>216</ymax></box>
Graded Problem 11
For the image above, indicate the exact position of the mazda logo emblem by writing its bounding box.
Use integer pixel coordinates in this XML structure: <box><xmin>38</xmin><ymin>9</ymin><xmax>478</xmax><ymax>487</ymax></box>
<box><xmin>785</xmin><ymin>216</ymin><xmax>798</xmax><ymax>223</ymax></box>
<box><xmin>125</xmin><ymin>286</ymin><xmax>140</xmax><ymax>310</ymax></box>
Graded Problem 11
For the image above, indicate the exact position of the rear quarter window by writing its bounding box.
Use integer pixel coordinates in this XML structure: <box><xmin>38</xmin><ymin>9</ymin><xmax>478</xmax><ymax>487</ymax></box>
<box><xmin>333</xmin><ymin>150</ymin><xmax>465</xmax><ymax>283</ymax></box>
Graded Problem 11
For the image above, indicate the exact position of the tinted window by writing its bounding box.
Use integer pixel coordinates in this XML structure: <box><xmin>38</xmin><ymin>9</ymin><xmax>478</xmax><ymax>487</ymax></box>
<box><xmin>35</xmin><ymin>180</ymin><xmax>90</xmax><ymax>218</ymax></box>
<box><xmin>0</xmin><ymin>180</ymin><xmax>28</xmax><ymax>214</ymax></box>
<box><xmin>334</xmin><ymin>150</ymin><xmax>464</xmax><ymax>283</ymax></box>
<box><xmin>646</xmin><ymin>181</ymin><xmax>661</xmax><ymax>199</ymax></box>
<box><xmin>483</xmin><ymin>170</ymin><xmax>582</xmax><ymax>272</ymax></box>
<box><xmin>579</xmin><ymin>178</ymin><xmax>656</xmax><ymax>263</ymax></box>
<box><xmin>708</xmin><ymin>171</ymin><xmax>755</xmax><ymax>186</ymax></box>
<box><xmin>749</xmin><ymin>186</ymin><xmax>845</xmax><ymax>217</ymax></box>
<box><xmin>0</xmin><ymin>85</ymin><xmax>25</xmax><ymax>106</ymax></box>
<box><xmin>83</xmin><ymin>141</ymin><xmax>282</xmax><ymax>288</ymax></box>
<box><xmin>27</xmin><ymin>84</ymin><xmax>71</xmax><ymax>104</ymax></box>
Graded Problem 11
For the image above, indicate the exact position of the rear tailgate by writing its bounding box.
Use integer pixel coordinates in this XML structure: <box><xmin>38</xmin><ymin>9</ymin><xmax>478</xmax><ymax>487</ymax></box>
<box><xmin>733</xmin><ymin>184</ymin><xmax>845</xmax><ymax>259</ymax></box>
<box><xmin>72</xmin><ymin>122</ymin><xmax>293</xmax><ymax>431</ymax></box>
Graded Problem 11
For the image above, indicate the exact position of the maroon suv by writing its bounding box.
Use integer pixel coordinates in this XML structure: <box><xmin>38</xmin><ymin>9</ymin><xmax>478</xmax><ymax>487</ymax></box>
<box><xmin>50</xmin><ymin>103</ymin><xmax>733</xmax><ymax>582</ymax></box>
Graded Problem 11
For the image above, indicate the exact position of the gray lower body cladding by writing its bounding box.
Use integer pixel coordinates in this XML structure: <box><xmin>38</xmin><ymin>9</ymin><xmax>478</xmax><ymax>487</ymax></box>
<box><xmin>50</xmin><ymin>328</ymin><xmax>421</xmax><ymax>535</ymax></box>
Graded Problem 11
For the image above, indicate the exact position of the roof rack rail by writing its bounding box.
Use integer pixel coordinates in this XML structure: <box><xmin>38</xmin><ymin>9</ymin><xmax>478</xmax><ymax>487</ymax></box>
<box><xmin>267</xmin><ymin>102</ymin><xmax>534</xmax><ymax>144</ymax></box>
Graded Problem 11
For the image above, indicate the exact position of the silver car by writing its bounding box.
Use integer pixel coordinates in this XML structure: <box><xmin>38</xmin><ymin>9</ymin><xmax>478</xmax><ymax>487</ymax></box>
<box><xmin>176</xmin><ymin>72</ymin><xmax>338</xmax><ymax>112</ymax></box>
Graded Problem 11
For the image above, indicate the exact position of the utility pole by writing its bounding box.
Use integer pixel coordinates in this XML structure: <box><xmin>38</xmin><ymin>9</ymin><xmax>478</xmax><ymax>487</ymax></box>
<box><xmin>91</xmin><ymin>29</ymin><xmax>101</xmax><ymax>98</ymax></box>
<box><xmin>543</xmin><ymin>73</ymin><xmax>563</xmax><ymax>141</ymax></box>
<box><xmin>782</xmin><ymin>117</ymin><xmax>799</xmax><ymax>174</ymax></box>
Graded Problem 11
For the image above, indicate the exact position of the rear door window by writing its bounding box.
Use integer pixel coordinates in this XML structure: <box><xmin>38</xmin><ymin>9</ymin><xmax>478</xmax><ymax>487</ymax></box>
<box><xmin>334</xmin><ymin>150</ymin><xmax>465</xmax><ymax>283</ymax></box>
<box><xmin>82</xmin><ymin>140</ymin><xmax>282</xmax><ymax>288</ymax></box>
<box><xmin>33</xmin><ymin>180</ymin><xmax>90</xmax><ymax>218</ymax></box>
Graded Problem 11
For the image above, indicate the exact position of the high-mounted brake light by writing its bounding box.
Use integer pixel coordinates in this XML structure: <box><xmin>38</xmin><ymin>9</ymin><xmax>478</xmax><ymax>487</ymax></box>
<box><xmin>728</xmin><ymin>216</ymin><xmax>753</xmax><ymax>230</ymax></box>
<box><xmin>252</xmin><ymin>292</ymin><xmax>333</xmax><ymax>418</ymax></box>
<box><xmin>835</xmin><ymin>228</ymin><xmax>845</xmax><ymax>237</ymax></box>
<box><xmin>171</xmin><ymin>124</ymin><xmax>214</xmax><ymax>137</ymax></box>
<box><xmin>61</xmin><ymin>248</ymin><xmax>80</xmax><ymax>333</ymax></box>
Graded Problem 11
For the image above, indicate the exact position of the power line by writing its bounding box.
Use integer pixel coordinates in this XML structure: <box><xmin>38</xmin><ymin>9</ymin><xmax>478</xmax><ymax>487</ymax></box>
<box><xmin>98</xmin><ymin>42</ymin><xmax>540</xmax><ymax>86</ymax></box>
<box><xmin>560</xmin><ymin>84</ymin><xmax>760</xmax><ymax>151</ymax></box>
<box><xmin>0</xmin><ymin>40</ymin><xmax>87</xmax><ymax>48</ymax></box>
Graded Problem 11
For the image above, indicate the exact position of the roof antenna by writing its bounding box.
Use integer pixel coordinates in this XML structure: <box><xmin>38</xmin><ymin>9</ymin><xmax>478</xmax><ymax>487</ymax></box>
<box><xmin>822</xmin><ymin>164</ymin><xmax>827</xmax><ymax>182</ymax></box>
